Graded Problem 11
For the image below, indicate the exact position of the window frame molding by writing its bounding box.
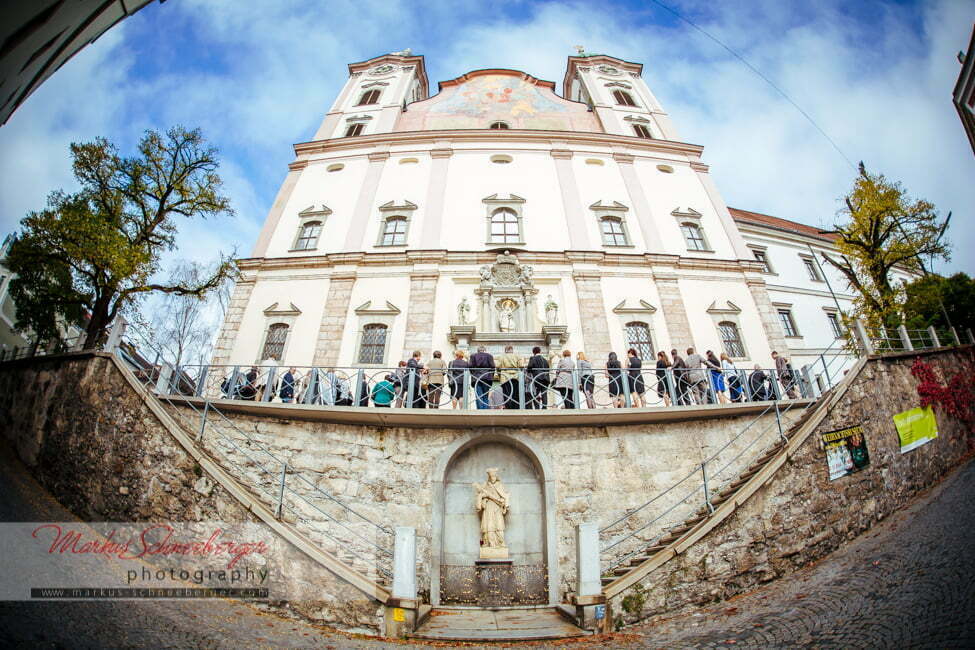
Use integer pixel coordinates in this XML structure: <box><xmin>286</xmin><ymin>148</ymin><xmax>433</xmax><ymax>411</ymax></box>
<box><xmin>747</xmin><ymin>244</ymin><xmax>776</xmax><ymax>275</ymax></box>
<box><xmin>799</xmin><ymin>253</ymin><xmax>825</xmax><ymax>282</ymax></box>
<box><xmin>672</xmin><ymin>207</ymin><xmax>713</xmax><ymax>253</ymax></box>
<box><xmin>707</xmin><ymin>301</ymin><xmax>748</xmax><ymax>360</ymax></box>
<box><xmin>590</xmin><ymin>200</ymin><xmax>634</xmax><ymax>248</ymax></box>
<box><xmin>773</xmin><ymin>302</ymin><xmax>802</xmax><ymax>338</ymax></box>
<box><xmin>256</xmin><ymin>302</ymin><xmax>301</xmax><ymax>364</ymax></box>
<box><xmin>375</xmin><ymin>200</ymin><xmax>418</xmax><ymax>248</ymax></box>
<box><xmin>356</xmin><ymin>88</ymin><xmax>382</xmax><ymax>106</ymax></box>
<box><xmin>823</xmin><ymin>306</ymin><xmax>845</xmax><ymax>339</ymax></box>
<box><xmin>351</xmin><ymin>300</ymin><xmax>401</xmax><ymax>368</ymax></box>
<box><xmin>483</xmin><ymin>193</ymin><xmax>526</xmax><ymax>246</ymax></box>
<box><xmin>289</xmin><ymin>204</ymin><xmax>332</xmax><ymax>252</ymax></box>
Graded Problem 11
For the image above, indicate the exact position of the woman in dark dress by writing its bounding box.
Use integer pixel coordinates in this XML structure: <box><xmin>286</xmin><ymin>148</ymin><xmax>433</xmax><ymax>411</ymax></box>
<box><xmin>626</xmin><ymin>348</ymin><xmax>646</xmax><ymax>408</ymax></box>
<box><xmin>607</xmin><ymin>352</ymin><xmax>623</xmax><ymax>408</ymax></box>
<box><xmin>655</xmin><ymin>350</ymin><xmax>672</xmax><ymax>407</ymax></box>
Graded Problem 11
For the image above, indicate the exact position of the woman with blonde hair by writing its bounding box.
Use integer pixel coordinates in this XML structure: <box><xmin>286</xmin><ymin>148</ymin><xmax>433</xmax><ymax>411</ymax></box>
<box><xmin>554</xmin><ymin>348</ymin><xmax>576</xmax><ymax>408</ymax></box>
<box><xmin>576</xmin><ymin>351</ymin><xmax>594</xmax><ymax>409</ymax></box>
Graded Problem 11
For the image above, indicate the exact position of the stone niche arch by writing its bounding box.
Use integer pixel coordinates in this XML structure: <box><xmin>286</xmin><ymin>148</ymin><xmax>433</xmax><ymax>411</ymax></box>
<box><xmin>431</xmin><ymin>431</ymin><xmax>558</xmax><ymax>606</ymax></box>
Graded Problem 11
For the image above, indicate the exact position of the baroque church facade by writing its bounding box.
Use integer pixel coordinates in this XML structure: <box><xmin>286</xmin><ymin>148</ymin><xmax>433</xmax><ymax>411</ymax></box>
<box><xmin>212</xmin><ymin>51</ymin><xmax>862</xmax><ymax>380</ymax></box>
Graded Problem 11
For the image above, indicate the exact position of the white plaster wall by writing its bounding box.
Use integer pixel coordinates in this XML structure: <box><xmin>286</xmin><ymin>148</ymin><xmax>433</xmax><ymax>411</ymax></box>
<box><xmin>336</xmin><ymin>272</ymin><xmax>412</xmax><ymax>367</ymax></box>
<box><xmin>227</xmin><ymin>274</ymin><xmax>331</xmax><ymax>367</ymax></box>
<box><xmin>573</xmin><ymin>155</ymin><xmax>648</xmax><ymax>251</ymax></box>
<box><xmin>599</xmin><ymin>273</ymin><xmax>668</xmax><ymax>357</ymax></box>
<box><xmin>679</xmin><ymin>276</ymin><xmax>773</xmax><ymax>366</ymax></box>
<box><xmin>363</xmin><ymin>156</ymin><xmax>432</xmax><ymax>251</ymax></box>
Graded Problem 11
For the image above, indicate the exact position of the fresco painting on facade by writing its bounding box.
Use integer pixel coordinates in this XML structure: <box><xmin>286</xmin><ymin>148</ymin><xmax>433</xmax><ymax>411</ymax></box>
<box><xmin>212</xmin><ymin>50</ymin><xmax>916</xmax><ymax>386</ymax></box>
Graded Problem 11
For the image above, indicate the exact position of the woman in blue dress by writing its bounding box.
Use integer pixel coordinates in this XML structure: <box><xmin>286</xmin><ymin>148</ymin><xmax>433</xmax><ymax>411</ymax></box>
<box><xmin>706</xmin><ymin>350</ymin><xmax>730</xmax><ymax>404</ymax></box>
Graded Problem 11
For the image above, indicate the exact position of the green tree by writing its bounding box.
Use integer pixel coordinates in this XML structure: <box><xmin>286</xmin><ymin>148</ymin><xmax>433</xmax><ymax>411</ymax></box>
<box><xmin>903</xmin><ymin>273</ymin><xmax>975</xmax><ymax>331</ymax></box>
<box><xmin>6</xmin><ymin>127</ymin><xmax>236</xmax><ymax>348</ymax></box>
<box><xmin>822</xmin><ymin>163</ymin><xmax>950</xmax><ymax>326</ymax></box>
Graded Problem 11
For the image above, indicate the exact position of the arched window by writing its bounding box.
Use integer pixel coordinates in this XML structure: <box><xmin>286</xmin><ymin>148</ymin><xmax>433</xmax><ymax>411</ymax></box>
<box><xmin>261</xmin><ymin>323</ymin><xmax>289</xmax><ymax>361</ymax></box>
<box><xmin>625</xmin><ymin>321</ymin><xmax>654</xmax><ymax>360</ymax></box>
<box><xmin>681</xmin><ymin>222</ymin><xmax>708</xmax><ymax>251</ymax></box>
<box><xmin>489</xmin><ymin>121</ymin><xmax>509</xmax><ymax>129</ymax></box>
<box><xmin>489</xmin><ymin>207</ymin><xmax>521</xmax><ymax>244</ymax></box>
<box><xmin>613</xmin><ymin>89</ymin><xmax>637</xmax><ymax>106</ymax></box>
<box><xmin>380</xmin><ymin>216</ymin><xmax>408</xmax><ymax>246</ymax></box>
<box><xmin>357</xmin><ymin>89</ymin><xmax>380</xmax><ymax>105</ymax></box>
<box><xmin>294</xmin><ymin>221</ymin><xmax>322</xmax><ymax>250</ymax></box>
<box><xmin>600</xmin><ymin>216</ymin><xmax>629</xmax><ymax>246</ymax></box>
<box><xmin>345</xmin><ymin>123</ymin><xmax>364</xmax><ymax>137</ymax></box>
<box><xmin>632</xmin><ymin>124</ymin><xmax>653</xmax><ymax>139</ymax></box>
<box><xmin>718</xmin><ymin>321</ymin><xmax>745</xmax><ymax>358</ymax></box>
<box><xmin>358</xmin><ymin>324</ymin><xmax>388</xmax><ymax>364</ymax></box>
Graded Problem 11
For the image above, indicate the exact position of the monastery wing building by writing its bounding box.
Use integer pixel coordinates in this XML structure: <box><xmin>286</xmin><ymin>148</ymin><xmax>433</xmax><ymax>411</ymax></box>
<box><xmin>214</xmin><ymin>51</ymin><xmax>872</xmax><ymax>379</ymax></box>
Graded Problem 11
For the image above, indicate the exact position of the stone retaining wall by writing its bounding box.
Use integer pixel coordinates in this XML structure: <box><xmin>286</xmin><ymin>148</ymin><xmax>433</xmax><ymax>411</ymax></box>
<box><xmin>0</xmin><ymin>353</ymin><xmax>384</xmax><ymax>633</ymax></box>
<box><xmin>614</xmin><ymin>347</ymin><xmax>975</xmax><ymax>626</ymax></box>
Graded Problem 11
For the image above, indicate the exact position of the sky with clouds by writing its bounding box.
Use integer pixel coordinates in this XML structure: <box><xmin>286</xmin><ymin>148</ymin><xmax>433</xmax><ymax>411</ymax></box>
<box><xmin>1</xmin><ymin>0</ymin><xmax>973</xmax><ymax>277</ymax></box>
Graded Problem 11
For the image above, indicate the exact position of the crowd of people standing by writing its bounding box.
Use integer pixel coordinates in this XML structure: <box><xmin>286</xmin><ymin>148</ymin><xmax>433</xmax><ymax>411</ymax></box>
<box><xmin>221</xmin><ymin>347</ymin><xmax>802</xmax><ymax>410</ymax></box>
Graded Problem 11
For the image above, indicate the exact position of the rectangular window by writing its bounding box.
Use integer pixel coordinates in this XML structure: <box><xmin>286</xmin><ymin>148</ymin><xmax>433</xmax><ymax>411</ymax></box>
<box><xmin>803</xmin><ymin>257</ymin><xmax>823</xmax><ymax>281</ymax></box>
<box><xmin>778</xmin><ymin>309</ymin><xmax>799</xmax><ymax>337</ymax></box>
<box><xmin>632</xmin><ymin>124</ymin><xmax>653</xmax><ymax>139</ymax></box>
<box><xmin>753</xmin><ymin>250</ymin><xmax>772</xmax><ymax>273</ymax></box>
<box><xmin>345</xmin><ymin>123</ymin><xmax>364</xmax><ymax>137</ymax></box>
<box><xmin>600</xmin><ymin>217</ymin><xmax>628</xmax><ymax>246</ymax></box>
<box><xmin>827</xmin><ymin>312</ymin><xmax>844</xmax><ymax>338</ymax></box>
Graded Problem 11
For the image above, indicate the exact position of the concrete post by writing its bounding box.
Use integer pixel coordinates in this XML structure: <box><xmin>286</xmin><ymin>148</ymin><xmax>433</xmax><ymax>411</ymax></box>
<box><xmin>572</xmin><ymin>523</ymin><xmax>608</xmax><ymax>631</ymax></box>
<box><xmin>897</xmin><ymin>324</ymin><xmax>913</xmax><ymax>351</ymax></box>
<box><xmin>801</xmin><ymin>364</ymin><xmax>819</xmax><ymax>399</ymax></box>
<box><xmin>384</xmin><ymin>526</ymin><xmax>419</xmax><ymax>638</ymax></box>
<box><xmin>853</xmin><ymin>319</ymin><xmax>875</xmax><ymax>355</ymax></box>
<box><xmin>950</xmin><ymin>327</ymin><xmax>961</xmax><ymax>346</ymax></box>
<box><xmin>967</xmin><ymin>328</ymin><xmax>975</xmax><ymax>345</ymax></box>
<box><xmin>103</xmin><ymin>316</ymin><xmax>127</xmax><ymax>354</ymax></box>
<box><xmin>928</xmin><ymin>326</ymin><xmax>940</xmax><ymax>348</ymax></box>
<box><xmin>154</xmin><ymin>362</ymin><xmax>174</xmax><ymax>395</ymax></box>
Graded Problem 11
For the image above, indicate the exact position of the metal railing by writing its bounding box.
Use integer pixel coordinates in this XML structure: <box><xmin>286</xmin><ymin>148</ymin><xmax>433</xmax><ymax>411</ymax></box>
<box><xmin>0</xmin><ymin>334</ymin><xmax>86</xmax><ymax>362</ymax></box>
<box><xmin>596</xmin><ymin>337</ymin><xmax>856</xmax><ymax>576</ymax></box>
<box><xmin>112</xmin><ymin>320</ymin><xmax>395</xmax><ymax>584</ymax></box>
<box><xmin>865</xmin><ymin>325</ymin><xmax>972</xmax><ymax>354</ymax></box>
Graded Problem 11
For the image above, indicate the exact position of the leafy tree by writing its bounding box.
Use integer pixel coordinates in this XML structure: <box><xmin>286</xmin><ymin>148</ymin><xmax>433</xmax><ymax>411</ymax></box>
<box><xmin>822</xmin><ymin>163</ymin><xmax>950</xmax><ymax>325</ymax></box>
<box><xmin>6</xmin><ymin>127</ymin><xmax>236</xmax><ymax>348</ymax></box>
<box><xmin>903</xmin><ymin>273</ymin><xmax>975</xmax><ymax>331</ymax></box>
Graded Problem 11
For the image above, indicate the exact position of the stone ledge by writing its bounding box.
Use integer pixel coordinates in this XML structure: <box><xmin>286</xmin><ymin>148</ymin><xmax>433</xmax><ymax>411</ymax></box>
<box><xmin>169</xmin><ymin>396</ymin><xmax>813</xmax><ymax>430</ymax></box>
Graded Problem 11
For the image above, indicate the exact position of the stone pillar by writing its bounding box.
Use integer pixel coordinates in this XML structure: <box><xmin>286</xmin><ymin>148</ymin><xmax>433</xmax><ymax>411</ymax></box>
<box><xmin>210</xmin><ymin>277</ymin><xmax>256</xmax><ymax>368</ymax></box>
<box><xmin>854</xmin><ymin>319</ymin><xmax>876</xmax><ymax>355</ymax></box>
<box><xmin>402</xmin><ymin>271</ymin><xmax>439</xmax><ymax>358</ymax></box>
<box><xmin>419</xmin><ymin>148</ymin><xmax>452</xmax><ymax>248</ymax></box>
<box><xmin>693</xmin><ymin>163</ymin><xmax>752</xmax><ymax>259</ymax></box>
<box><xmin>312</xmin><ymin>273</ymin><xmax>356</xmax><ymax>367</ymax></box>
<box><xmin>898</xmin><ymin>324</ymin><xmax>913</xmax><ymax>351</ymax></box>
<box><xmin>653</xmin><ymin>272</ymin><xmax>695</xmax><ymax>352</ymax></box>
<box><xmin>551</xmin><ymin>149</ymin><xmax>591</xmax><ymax>249</ymax></box>
<box><xmin>342</xmin><ymin>151</ymin><xmax>389</xmax><ymax>251</ymax></box>
<box><xmin>927</xmin><ymin>326</ymin><xmax>940</xmax><ymax>348</ymax></box>
<box><xmin>251</xmin><ymin>164</ymin><xmax>303</xmax><ymax>258</ymax></box>
<box><xmin>573</xmin><ymin>522</ymin><xmax>608</xmax><ymax>632</ymax></box>
<box><xmin>572</xmin><ymin>271</ymin><xmax>612</xmax><ymax>361</ymax></box>
<box><xmin>384</xmin><ymin>526</ymin><xmax>419</xmax><ymax>638</ymax></box>
<box><xmin>745</xmin><ymin>278</ymin><xmax>789</xmax><ymax>355</ymax></box>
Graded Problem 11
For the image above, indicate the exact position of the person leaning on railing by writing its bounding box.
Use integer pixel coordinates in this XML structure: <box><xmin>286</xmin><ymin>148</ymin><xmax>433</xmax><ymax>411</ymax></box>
<box><xmin>426</xmin><ymin>351</ymin><xmax>447</xmax><ymax>409</ymax></box>
<box><xmin>554</xmin><ymin>349</ymin><xmax>576</xmax><ymax>409</ymax></box>
<box><xmin>371</xmin><ymin>375</ymin><xmax>396</xmax><ymax>407</ymax></box>
<box><xmin>626</xmin><ymin>348</ymin><xmax>646</xmax><ymax>408</ymax></box>
<box><xmin>526</xmin><ymin>346</ymin><xmax>550</xmax><ymax>410</ymax></box>
<box><xmin>469</xmin><ymin>346</ymin><xmax>496</xmax><ymax>410</ymax></box>
<box><xmin>606</xmin><ymin>352</ymin><xmax>623</xmax><ymax>408</ymax></box>
<box><xmin>577</xmin><ymin>351</ymin><xmax>595</xmax><ymax>409</ymax></box>
<box><xmin>655</xmin><ymin>350</ymin><xmax>673</xmax><ymax>407</ymax></box>
<box><xmin>280</xmin><ymin>367</ymin><xmax>296</xmax><ymax>403</ymax></box>
<box><xmin>671</xmin><ymin>349</ymin><xmax>689</xmax><ymax>406</ymax></box>
<box><xmin>447</xmin><ymin>350</ymin><xmax>469</xmax><ymax>409</ymax></box>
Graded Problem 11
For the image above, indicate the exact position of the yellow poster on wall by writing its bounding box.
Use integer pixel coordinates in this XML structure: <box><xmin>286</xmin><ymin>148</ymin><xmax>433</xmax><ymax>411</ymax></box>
<box><xmin>893</xmin><ymin>406</ymin><xmax>939</xmax><ymax>453</ymax></box>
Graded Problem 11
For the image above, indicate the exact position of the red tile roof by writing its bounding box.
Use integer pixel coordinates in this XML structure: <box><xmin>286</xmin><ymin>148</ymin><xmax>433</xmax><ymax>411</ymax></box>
<box><xmin>729</xmin><ymin>207</ymin><xmax>839</xmax><ymax>243</ymax></box>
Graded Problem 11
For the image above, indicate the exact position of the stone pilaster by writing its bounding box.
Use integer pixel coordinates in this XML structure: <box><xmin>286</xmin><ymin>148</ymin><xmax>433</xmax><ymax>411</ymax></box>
<box><xmin>746</xmin><ymin>278</ymin><xmax>789</xmax><ymax>354</ymax></box>
<box><xmin>210</xmin><ymin>277</ymin><xmax>256</xmax><ymax>367</ymax></box>
<box><xmin>313</xmin><ymin>274</ymin><xmax>356</xmax><ymax>367</ymax></box>
<box><xmin>572</xmin><ymin>271</ymin><xmax>612</xmax><ymax>361</ymax></box>
<box><xmin>653</xmin><ymin>273</ymin><xmax>695</xmax><ymax>352</ymax></box>
<box><xmin>402</xmin><ymin>271</ymin><xmax>439</xmax><ymax>358</ymax></box>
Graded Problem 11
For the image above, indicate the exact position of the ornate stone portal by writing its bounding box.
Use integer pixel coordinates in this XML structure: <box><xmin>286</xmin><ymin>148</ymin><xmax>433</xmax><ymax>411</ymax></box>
<box><xmin>473</xmin><ymin>468</ymin><xmax>509</xmax><ymax>560</ymax></box>
<box><xmin>448</xmin><ymin>251</ymin><xmax>568</xmax><ymax>354</ymax></box>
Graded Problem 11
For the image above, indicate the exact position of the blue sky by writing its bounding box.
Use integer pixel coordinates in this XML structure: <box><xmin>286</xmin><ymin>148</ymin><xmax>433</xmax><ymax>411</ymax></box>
<box><xmin>1</xmin><ymin>0</ymin><xmax>973</xmax><ymax>276</ymax></box>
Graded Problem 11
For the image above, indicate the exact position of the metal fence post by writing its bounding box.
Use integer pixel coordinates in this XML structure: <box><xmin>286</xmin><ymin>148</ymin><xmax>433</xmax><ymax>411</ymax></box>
<box><xmin>620</xmin><ymin>370</ymin><xmax>632</xmax><ymax>407</ymax></box>
<box><xmin>666</xmin><ymin>367</ymin><xmax>678</xmax><ymax>405</ymax></box>
<box><xmin>770</xmin><ymin>369</ymin><xmax>783</xmax><ymax>401</ymax></box>
<box><xmin>928</xmin><ymin>326</ymin><xmax>940</xmax><ymax>348</ymax></box>
<box><xmin>853</xmin><ymin>319</ymin><xmax>875</xmax><ymax>355</ymax></box>
<box><xmin>197</xmin><ymin>399</ymin><xmax>210</xmax><ymax>442</ymax></box>
<box><xmin>738</xmin><ymin>369</ymin><xmax>750</xmax><ymax>402</ymax></box>
<box><xmin>820</xmin><ymin>355</ymin><xmax>832</xmax><ymax>389</ymax></box>
<box><xmin>705</xmin><ymin>369</ymin><xmax>718</xmax><ymax>404</ymax></box>
<box><xmin>701</xmin><ymin>462</ymin><xmax>714</xmax><ymax>514</ymax></box>
<box><xmin>275</xmin><ymin>462</ymin><xmax>288</xmax><ymax>519</ymax></box>
<box><xmin>194</xmin><ymin>365</ymin><xmax>209</xmax><ymax>397</ymax></box>
<box><xmin>462</xmin><ymin>368</ymin><xmax>470</xmax><ymax>409</ymax></box>
<box><xmin>303</xmin><ymin>368</ymin><xmax>318</xmax><ymax>404</ymax></box>
<box><xmin>898</xmin><ymin>324</ymin><xmax>913</xmax><ymax>351</ymax></box>
<box><xmin>968</xmin><ymin>328</ymin><xmax>975</xmax><ymax>345</ymax></box>
<box><xmin>774</xmin><ymin>401</ymin><xmax>786</xmax><ymax>443</ymax></box>
<box><xmin>518</xmin><ymin>368</ymin><xmax>526</xmax><ymax>409</ymax></box>
<box><xmin>950</xmin><ymin>327</ymin><xmax>961</xmax><ymax>346</ymax></box>
<box><xmin>406</xmin><ymin>372</ymin><xmax>416</xmax><ymax>408</ymax></box>
<box><xmin>801</xmin><ymin>364</ymin><xmax>819</xmax><ymax>399</ymax></box>
<box><xmin>354</xmin><ymin>369</ymin><xmax>366</xmax><ymax>407</ymax></box>
<box><xmin>262</xmin><ymin>366</ymin><xmax>277</xmax><ymax>402</ymax></box>
<box><xmin>103</xmin><ymin>316</ymin><xmax>127</xmax><ymax>354</ymax></box>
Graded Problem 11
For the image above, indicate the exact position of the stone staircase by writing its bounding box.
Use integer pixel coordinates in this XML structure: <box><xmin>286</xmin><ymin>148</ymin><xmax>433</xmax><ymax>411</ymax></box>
<box><xmin>601</xmin><ymin>400</ymin><xmax>821</xmax><ymax>588</ymax></box>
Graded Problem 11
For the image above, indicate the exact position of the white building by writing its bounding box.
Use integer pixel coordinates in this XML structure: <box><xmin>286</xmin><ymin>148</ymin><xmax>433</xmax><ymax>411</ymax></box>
<box><xmin>212</xmin><ymin>51</ymin><xmax>867</xmax><ymax>384</ymax></box>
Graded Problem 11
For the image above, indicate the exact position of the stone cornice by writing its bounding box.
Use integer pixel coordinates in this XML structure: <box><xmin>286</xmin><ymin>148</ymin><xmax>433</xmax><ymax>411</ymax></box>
<box><xmin>288</xmin><ymin>160</ymin><xmax>309</xmax><ymax>171</ymax></box>
<box><xmin>292</xmin><ymin>129</ymin><xmax>705</xmax><ymax>160</ymax></box>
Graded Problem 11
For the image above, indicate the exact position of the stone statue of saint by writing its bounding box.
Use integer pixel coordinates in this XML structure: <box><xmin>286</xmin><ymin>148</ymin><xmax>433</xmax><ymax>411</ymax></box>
<box><xmin>473</xmin><ymin>468</ymin><xmax>509</xmax><ymax>559</ymax></box>
<box><xmin>519</xmin><ymin>264</ymin><xmax>534</xmax><ymax>285</ymax></box>
<box><xmin>544</xmin><ymin>295</ymin><xmax>559</xmax><ymax>325</ymax></box>
<box><xmin>479</xmin><ymin>265</ymin><xmax>492</xmax><ymax>283</ymax></box>
<box><xmin>457</xmin><ymin>297</ymin><xmax>471</xmax><ymax>325</ymax></box>
<box><xmin>498</xmin><ymin>300</ymin><xmax>515</xmax><ymax>332</ymax></box>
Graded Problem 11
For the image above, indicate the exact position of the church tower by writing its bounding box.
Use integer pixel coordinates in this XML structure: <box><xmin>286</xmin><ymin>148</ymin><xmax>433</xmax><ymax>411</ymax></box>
<box><xmin>563</xmin><ymin>54</ymin><xmax>680</xmax><ymax>141</ymax></box>
<box><xmin>312</xmin><ymin>50</ymin><xmax>429</xmax><ymax>140</ymax></box>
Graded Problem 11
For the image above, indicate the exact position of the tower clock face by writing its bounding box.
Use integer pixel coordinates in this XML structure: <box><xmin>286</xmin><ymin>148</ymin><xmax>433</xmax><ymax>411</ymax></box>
<box><xmin>597</xmin><ymin>65</ymin><xmax>621</xmax><ymax>75</ymax></box>
<box><xmin>369</xmin><ymin>64</ymin><xmax>395</xmax><ymax>76</ymax></box>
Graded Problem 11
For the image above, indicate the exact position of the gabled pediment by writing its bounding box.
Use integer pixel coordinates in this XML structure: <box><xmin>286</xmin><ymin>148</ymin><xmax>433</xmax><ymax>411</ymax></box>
<box><xmin>378</xmin><ymin>199</ymin><xmax>418</xmax><ymax>212</ymax></box>
<box><xmin>482</xmin><ymin>193</ymin><xmax>526</xmax><ymax>204</ymax></box>
<box><xmin>623</xmin><ymin>115</ymin><xmax>651</xmax><ymax>124</ymax></box>
<box><xmin>613</xmin><ymin>299</ymin><xmax>657</xmax><ymax>314</ymax></box>
<box><xmin>671</xmin><ymin>207</ymin><xmax>702</xmax><ymax>220</ymax></box>
<box><xmin>263</xmin><ymin>302</ymin><xmax>301</xmax><ymax>316</ymax></box>
<box><xmin>298</xmin><ymin>204</ymin><xmax>332</xmax><ymax>218</ymax></box>
<box><xmin>590</xmin><ymin>200</ymin><xmax>629</xmax><ymax>212</ymax></box>
<box><xmin>354</xmin><ymin>300</ymin><xmax>401</xmax><ymax>315</ymax></box>
<box><xmin>707</xmin><ymin>300</ymin><xmax>741</xmax><ymax>315</ymax></box>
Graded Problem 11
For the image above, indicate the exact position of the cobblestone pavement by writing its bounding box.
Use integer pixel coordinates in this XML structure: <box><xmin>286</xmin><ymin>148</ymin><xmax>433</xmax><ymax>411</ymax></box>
<box><xmin>0</xmin><ymin>436</ymin><xmax>973</xmax><ymax>649</ymax></box>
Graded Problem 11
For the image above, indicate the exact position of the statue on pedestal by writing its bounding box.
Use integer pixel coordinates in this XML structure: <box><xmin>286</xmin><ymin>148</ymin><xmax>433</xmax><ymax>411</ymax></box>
<box><xmin>457</xmin><ymin>297</ymin><xmax>471</xmax><ymax>325</ymax></box>
<box><xmin>474</xmin><ymin>468</ymin><xmax>509</xmax><ymax>559</ymax></box>
<box><xmin>544</xmin><ymin>295</ymin><xmax>559</xmax><ymax>326</ymax></box>
<box><xmin>497</xmin><ymin>299</ymin><xmax>516</xmax><ymax>332</ymax></box>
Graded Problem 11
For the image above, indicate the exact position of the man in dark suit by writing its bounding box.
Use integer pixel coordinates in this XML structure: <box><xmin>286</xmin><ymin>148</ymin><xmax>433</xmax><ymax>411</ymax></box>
<box><xmin>469</xmin><ymin>345</ymin><xmax>496</xmax><ymax>410</ymax></box>
<box><xmin>526</xmin><ymin>346</ymin><xmax>550</xmax><ymax>409</ymax></box>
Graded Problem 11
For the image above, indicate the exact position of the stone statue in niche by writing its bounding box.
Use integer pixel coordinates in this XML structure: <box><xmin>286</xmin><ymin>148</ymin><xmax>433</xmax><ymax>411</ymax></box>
<box><xmin>544</xmin><ymin>295</ymin><xmax>559</xmax><ymax>325</ymax></box>
<box><xmin>474</xmin><ymin>468</ymin><xmax>509</xmax><ymax>560</ymax></box>
<box><xmin>457</xmin><ymin>297</ymin><xmax>471</xmax><ymax>325</ymax></box>
<box><xmin>497</xmin><ymin>299</ymin><xmax>517</xmax><ymax>332</ymax></box>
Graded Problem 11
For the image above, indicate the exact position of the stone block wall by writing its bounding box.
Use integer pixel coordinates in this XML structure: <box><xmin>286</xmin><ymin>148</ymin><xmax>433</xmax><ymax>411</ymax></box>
<box><xmin>313</xmin><ymin>274</ymin><xmax>355</xmax><ymax>366</ymax></box>
<box><xmin>0</xmin><ymin>353</ymin><xmax>384</xmax><ymax>633</ymax></box>
<box><xmin>614</xmin><ymin>347</ymin><xmax>975</xmax><ymax>625</ymax></box>
<box><xmin>401</xmin><ymin>271</ymin><xmax>438</xmax><ymax>358</ymax></box>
